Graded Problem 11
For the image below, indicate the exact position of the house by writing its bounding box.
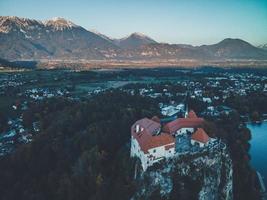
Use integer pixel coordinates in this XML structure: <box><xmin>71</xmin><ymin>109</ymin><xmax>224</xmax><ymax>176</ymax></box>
<box><xmin>160</xmin><ymin>103</ymin><xmax>185</xmax><ymax>117</ymax></box>
<box><xmin>161</xmin><ymin>105</ymin><xmax>179</xmax><ymax>116</ymax></box>
<box><xmin>203</xmin><ymin>97</ymin><xmax>212</xmax><ymax>103</ymax></box>
<box><xmin>131</xmin><ymin>118</ymin><xmax>175</xmax><ymax>171</ymax></box>
<box><xmin>33</xmin><ymin>121</ymin><xmax>40</xmax><ymax>132</ymax></box>
<box><xmin>207</xmin><ymin>106</ymin><xmax>215</xmax><ymax>112</ymax></box>
<box><xmin>217</xmin><ymin>106</ymin><xmax>232</xmax><ymax>115</ymax></box>
<box><xmin>191</xmin><ymin>128</ymin><xmax>210</xmax><ymax>147</ymax></box>
<box><xmin>176</xmin><ymin>103</ymin><xmax>185</xmax><ymax>111</ymax></box>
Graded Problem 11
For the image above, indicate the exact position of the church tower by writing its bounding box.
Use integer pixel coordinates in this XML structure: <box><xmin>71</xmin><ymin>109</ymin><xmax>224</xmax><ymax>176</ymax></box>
<box><xmin>185</xmin><ymin>104</ymin><xmax>189</xmax><ymax>118</ymax></box>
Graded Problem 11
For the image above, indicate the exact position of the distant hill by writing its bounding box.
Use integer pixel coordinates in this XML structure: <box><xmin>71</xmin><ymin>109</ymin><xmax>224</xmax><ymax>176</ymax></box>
<box><xmin>200</xmin><ymin>38</ymin><xmax>267</xmax><ymax>59</ymax></box>
<box><xmin>113</xmin><ymin>32</ymin><xmax>157</xmax><ymax>49</ymax></box>
<box><xmin>1</xmin><ymin>16</ymin><xmax>267</xmax><ymax>63</ymax></box>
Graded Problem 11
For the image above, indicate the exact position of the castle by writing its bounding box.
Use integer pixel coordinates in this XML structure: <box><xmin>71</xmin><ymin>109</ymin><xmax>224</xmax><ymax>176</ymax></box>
<box><xmin>130</xmin><ymin>110</ymin><xmax>211</xmax><ymax>170</ymax></box>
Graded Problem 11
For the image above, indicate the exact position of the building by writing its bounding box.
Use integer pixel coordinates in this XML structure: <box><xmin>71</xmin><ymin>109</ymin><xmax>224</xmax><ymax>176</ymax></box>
<box><xmin>162</xmin><ymin>110</ymin><xmax>204</xmax><ymax>136</ymax></box>
<box><xmin>160</xmin><ymin>103</ymin><xmax>185</xmax><ymax>117</ymax></box>
<box><xmin>131</xmin><ymin>118</ymin><xmax>175</xmax><ymax>170</ymax></box>
<box><xmin>191</xmin><ymin>128</ymin><xmax>210</xmax><ymax>147</ymax></box>
<box><xmin>203</xmin><ymin>97</ymin><xmax>212</xmax><ymax>103</ymax></box>
<box><xmin>161</xmin><ymin>105</ymin><xmax>179</xmax><ymax>116</ymax></box>
<box><xmin>130</xmin><ymin>110</ymin><xmax>211</xmax><ymax>171</ymax></box>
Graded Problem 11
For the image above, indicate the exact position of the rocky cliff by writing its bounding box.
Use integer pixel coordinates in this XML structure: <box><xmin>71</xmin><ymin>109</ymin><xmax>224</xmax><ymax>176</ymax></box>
<box><xmin>132</xmin><ymin>143</ymin><xmax>233</xmax><ymax>200</ymax></box>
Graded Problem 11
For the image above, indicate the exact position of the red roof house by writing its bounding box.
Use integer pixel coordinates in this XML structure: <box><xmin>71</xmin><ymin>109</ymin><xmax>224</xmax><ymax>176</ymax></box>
<box><xmin>191</xmin><ymin>128</ymin><xmax>210</xmax><ymax>144</ymax></box>
<box><xmin>131</xmin><ymin>118</ymin><xmax>175</xmax><ymax>153</ymax></box>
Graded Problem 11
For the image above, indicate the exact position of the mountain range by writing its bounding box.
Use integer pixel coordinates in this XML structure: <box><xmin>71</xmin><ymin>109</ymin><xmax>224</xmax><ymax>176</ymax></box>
<box><xmin>0</xmin><ymin>16</ymin><xmax>267</xmax><ymax>64</ymax></box>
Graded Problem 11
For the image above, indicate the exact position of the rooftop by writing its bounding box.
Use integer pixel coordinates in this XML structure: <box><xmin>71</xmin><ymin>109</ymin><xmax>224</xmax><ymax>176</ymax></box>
<box><xmin>131</xmin><ymin>118</ymin><xmax>174</xmax><ymax>153</ymax></box>
<box><xmin>191</xmin><ymin>128</ymin><xmax>210</xmax><ymax>143</ymax></box>
<box><xmin>163</xmin><ymin>118</ymin><xmax>204</xmax><ymax>134</ymax></box>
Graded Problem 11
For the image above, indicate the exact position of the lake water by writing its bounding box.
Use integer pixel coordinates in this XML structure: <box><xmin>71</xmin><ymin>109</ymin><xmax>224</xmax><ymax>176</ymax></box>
<box><xmin>247</xmin><ymin>121</ymin><xmax>267</xmax><ymax>187</ymax></box>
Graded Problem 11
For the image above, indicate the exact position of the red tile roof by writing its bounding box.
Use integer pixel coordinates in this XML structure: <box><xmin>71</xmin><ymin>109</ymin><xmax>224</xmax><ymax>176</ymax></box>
<box><xmin>164</xmin><ymin>144</ymin><xmax>175</xmax><ymax>150</ymax></box>
<box><xmin>133</xmin><ymin>118</ymin><xmax>161</xmax><ymax>135</ymax></box>
<box><xmin>163</xmin><ymin>118</ymin><xmax>204</xmax><ymax>134</ymax></box>
<box><xmin>131</xmin><ymin>118</ymin><xmax>175</xmax><ymax>153</ymax></box>
<box><xmin>187</xmin><ymin>110</ymin><xmax>198</xmax><ymax>118</ymax></box>
<box><xmin>191</xmin><ymin>128</ymin><xmax>209</xmax><ymax>143</ymax></box>
<box><xmin>131</xmin><ymin>110</ymin><xmax>205</xmax><ymax>153</ymax></box>
<box><xmin>151</xmin><ymin>116</ymin><xmax>161</xmax><ymax>123</ymax></box>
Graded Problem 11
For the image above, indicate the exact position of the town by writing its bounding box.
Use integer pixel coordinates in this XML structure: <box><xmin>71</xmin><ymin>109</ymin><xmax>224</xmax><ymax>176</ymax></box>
<box><xmin>0</xmin><ymin>68</ymin><xmax>267</xmax><ymax>157</ymax></box>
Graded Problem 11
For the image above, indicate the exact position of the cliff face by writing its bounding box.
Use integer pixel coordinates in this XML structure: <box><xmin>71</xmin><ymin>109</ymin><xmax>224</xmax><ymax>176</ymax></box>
<box><xmin>132</xmin><ymin>144</ymin><xmax>233</xmax><ymax>200</ymax></box>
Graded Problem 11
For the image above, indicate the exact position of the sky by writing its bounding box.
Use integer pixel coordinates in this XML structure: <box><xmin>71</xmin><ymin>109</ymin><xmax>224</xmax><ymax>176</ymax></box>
<box><xmin>1</xmin><ymin>0</ymin><xmax>267</xmax><ymax>46</ymax></box>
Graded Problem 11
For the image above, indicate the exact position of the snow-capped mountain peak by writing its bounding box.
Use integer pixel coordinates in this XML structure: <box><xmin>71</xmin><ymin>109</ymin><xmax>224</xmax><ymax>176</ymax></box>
<box><xmin>131</xmin><ymin>32</ymin><xmax>149</xmax><ymax>38</ymax></box>
<box><xmin>0</xmin><ymin>16</ymin><xmax>43</xmax><ymax>33</ymax></box>
<box><xmin>44</xmin><ymin>17</ymin><xmax>79</xmax><ymax>30</ymax></box>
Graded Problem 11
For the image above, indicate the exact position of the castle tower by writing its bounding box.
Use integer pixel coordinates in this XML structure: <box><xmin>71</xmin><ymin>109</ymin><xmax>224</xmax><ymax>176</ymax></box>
<box><xmin>185</xmin><ymin>104</ymin><xmax>189</xmax><ymax>118</ymax></box>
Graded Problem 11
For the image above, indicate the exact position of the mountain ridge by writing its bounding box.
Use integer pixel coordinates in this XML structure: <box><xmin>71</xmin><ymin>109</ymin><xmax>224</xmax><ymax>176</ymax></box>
<box><xmin>0</xmin><ymin>16</ymin><xmax>267</xmax><ymax>63</ymax></box>
<box><xmin>112</xmin><ymin>32</ymin><xmax>157</xmax><ymax>49</ymax></box>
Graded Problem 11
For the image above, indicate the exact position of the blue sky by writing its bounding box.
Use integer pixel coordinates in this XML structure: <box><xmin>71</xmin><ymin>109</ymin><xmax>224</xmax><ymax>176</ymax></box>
<box><xmin>1</xmin><ymin>0</ymin><xmax>267</xmax><ymax>45</ymax></box>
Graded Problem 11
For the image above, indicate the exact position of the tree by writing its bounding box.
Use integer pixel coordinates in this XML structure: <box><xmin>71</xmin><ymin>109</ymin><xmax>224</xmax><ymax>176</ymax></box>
<box><xmin>251</xmin><ymin>111</ymin><xmax>260</xmax><ymax>122</ymax></box>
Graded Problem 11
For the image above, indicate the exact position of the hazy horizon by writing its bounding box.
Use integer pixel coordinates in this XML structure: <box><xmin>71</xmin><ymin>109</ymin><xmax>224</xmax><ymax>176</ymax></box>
<box><xmin>1</xmin><ymin>0</ymin><xmax>267</xmax><ymax>46</ymax></box>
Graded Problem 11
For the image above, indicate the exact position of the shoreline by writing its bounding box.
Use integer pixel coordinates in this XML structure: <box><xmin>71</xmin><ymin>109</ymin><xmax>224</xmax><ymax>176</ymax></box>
<box><xmin>257</xmin><ymin>171</ymin><xmax>267</xmax><ymax>200</ymax></box>
<box><xmin>247</xmin><ymin>121</ymin><xmax>267</xmax><ymax>199</ymax></box>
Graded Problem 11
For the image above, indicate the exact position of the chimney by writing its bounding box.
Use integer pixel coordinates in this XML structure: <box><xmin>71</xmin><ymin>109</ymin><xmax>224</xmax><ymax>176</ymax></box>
<box><xmin>136</xmin><ymin>124</ymin><xmax>140</xmax><ymax>132</ymax></box>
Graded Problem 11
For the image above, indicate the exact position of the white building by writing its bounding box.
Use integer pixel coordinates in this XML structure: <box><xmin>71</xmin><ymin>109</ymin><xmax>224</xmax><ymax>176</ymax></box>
<box><xmin>161</xmin><ymin>103</ymin><xmax>185</xmax><ymax>117</ymax></box>
<box><xmin>161</xmin><ymin>105</ymin><xmax>179</xmax><ymax>116</ymax></box>
<box><xmin>176</xmin><ymin>103</ymin><xmax>185</xmax><ymax>110</ymax></box>
<box><xmin>203</xmin><ymin>97</ymin><xmax>212</xmax><ymax>103</ymax></box>
<box><xmin>130</xmin><ymin>118</ymin><xmax>175</xmax><ymax>171</ymax></box>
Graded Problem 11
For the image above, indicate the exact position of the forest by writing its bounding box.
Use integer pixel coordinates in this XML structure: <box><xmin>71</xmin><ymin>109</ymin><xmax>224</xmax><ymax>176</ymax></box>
<box><xmin>0</xmin><ymin>90</ymin><xmax>261</xmax><ymax>200</ymax></box>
